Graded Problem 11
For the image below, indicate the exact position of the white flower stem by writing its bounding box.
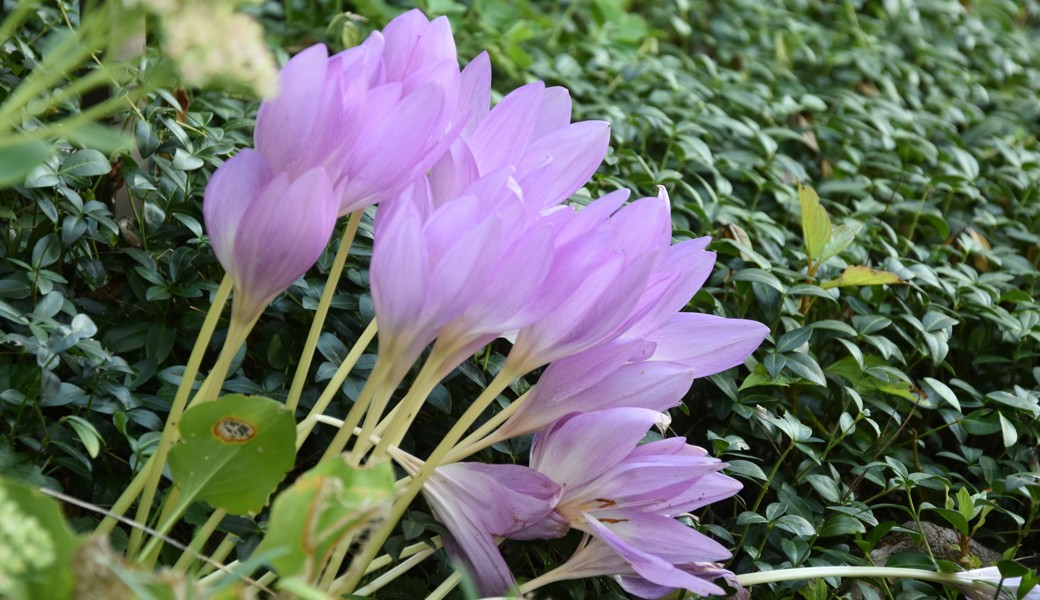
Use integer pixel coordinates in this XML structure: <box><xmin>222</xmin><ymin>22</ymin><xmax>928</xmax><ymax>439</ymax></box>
<box><xmin>735</xmin><ymin>566</ymin><xmax>965</xmax><ymax>587</ymax></box>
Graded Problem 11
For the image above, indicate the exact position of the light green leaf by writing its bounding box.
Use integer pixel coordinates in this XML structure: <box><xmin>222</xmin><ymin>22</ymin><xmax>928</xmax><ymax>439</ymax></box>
<box><xmin>821</xmin><ymin>265</ymin><xmax>903</xmax><ymax>289</ymax></box>
<box><xmin>799</xmin><ymin>184</ymin><xmax>831</xmax><ymax>266</ymax></box>
<box><xmin>818</xmin><ymin>221</ymin><xmax>864</xmax><ymax>264</ymax></box>
<box><xmin>254</xmin><ymin>457</ymin><xmax>394</xmax><ymax>581</ymax></box>
<box><xmin>63</xmin><ymin>416</ymin><xmax>102</xmax><ymax>458</ymax></box>
<box><xmin>998</xmin><ymin>412</ymin><xmax>1018</xmax><ymax>448</ymax></box>
<box><xmin>168</xmin><ymin>394</ymin><xmax>296</xmax><ymax>515</ymax></box>
<box><xmin>923</xmin><ymin>377</ymin><xmax>960</xmax><ymax>412</ymax></box>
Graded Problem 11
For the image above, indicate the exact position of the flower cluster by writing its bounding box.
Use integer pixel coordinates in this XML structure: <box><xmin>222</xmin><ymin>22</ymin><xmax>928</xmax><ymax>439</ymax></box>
<box><xmin>204</xmin><ymin>11</ymin><xmax>463</xmax><ymax>324</ymax></box>
<box><xmin>203</xmin><ymin>9</ymin><xmax>768</xmax><ymax>598</ymax></box>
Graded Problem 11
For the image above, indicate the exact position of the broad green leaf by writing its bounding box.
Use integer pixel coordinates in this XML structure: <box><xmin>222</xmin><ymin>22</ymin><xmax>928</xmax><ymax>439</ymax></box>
<box><xmin>819</xmin><ymin>514</ymin><xmax>866</xmax><ymax>537</ymax></box>
<box><xmin>821</xmin><ymin>265</ymin><xmax>903</xmax><ymax>289</ymax></box>
<box><xmin>0</xmin><ymin>139</ymin><xmax>54</xmax><ymax>187</ymax></box>
<box><xmin>254</xmin><ymin>457</ymin><xmax>394</xmax><ymax>581</ymax></box>
<box><xmin>775</xmin><ymin>514</ymin><xmax>815</xmax><ymax>537</ymax></box>
<box><xmin>923</xmin><ymin>377</ymin><xmax>960</xmax><ymax>412</ymax></box>
<box><xmin>59</xmin><ymin>149</ymin><xmax>111</xmax><ymax>177</ymax></box>
<box><xmin>168</xmin><ymin>394</ymin><xmax>296</xmax><ymax>515</ymax></box>
<box><xmin>956</xmin><ymin>487</ymin><xmax>975</xmax><ymax>524</ymax></box>
<box><xmin>0</xmin><ymin>478</ymin><xmax>80</xmax><ymax>600</ymax></box>
<box><xmin>928</xmin><ymin>507</ymin><xmax>969</xmax><ymax>536</ymax></box>
<box><xmin>998</xmin><ymin>412</ymin><xmax>1018</xmax><ymax>448</ymax></box>
<box><xmin>799</xmin><ymin>184</ymin><xmax>831</xmax><ymax>266</ymax></box>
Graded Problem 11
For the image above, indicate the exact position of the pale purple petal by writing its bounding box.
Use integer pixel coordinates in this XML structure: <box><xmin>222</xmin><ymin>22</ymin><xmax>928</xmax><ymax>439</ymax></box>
<box><xmin>203</xmin><ymin>149</ymin><xmax>272</xmax><ymax>273</ymax></box>
<box><xmin>530</xmin><ymin>408</ymin><xmax>668</xmax><ymax>489</ymax></box>
<box><xmin>645</xmin><ymin>313</ymin><xmax>770</xmax><ymax>374</ymax></box>
<box><xmin>424</xmin><ymin>462</ymin><xmax>561</xmax><ymax>596</ymax></box>
<box><xmin>587</xmin><ymin>508</ymin><xmax>732</xmax><ymax>564</ymax></box>
<box><xmin>517</xmin><ymin>120</ymin><xmax>611</xmax><ymax>209</ymax></box>
<box><xmin>254</xmin><ymin>44</ymin><xmax>329</xmax><ymax>174</ymax></box>
<box><xmin>232</xmin><ymin>167</ymin><xmax>337</xmax><ymax>314</ymax></box>
<box><xmin>457</xmin><ymin>52</ymin><xmax>491</xmax><ymax>137</ymax></box>
<box><xmin>467</xmin><ymin>82</ymin><xmax>545</xmax><ymax>173</ymax></box>
<box><xmin>583</xmin><ymin>513</ymin><xmax>726</xmax><ymax>597</ymax></box>
<box><xmin>370</xmin><ymin>192</ymin><xmax>428</xmax><ymax>338</ymax></box>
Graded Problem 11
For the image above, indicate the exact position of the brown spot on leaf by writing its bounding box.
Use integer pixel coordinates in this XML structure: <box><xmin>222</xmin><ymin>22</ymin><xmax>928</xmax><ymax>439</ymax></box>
<box><xmin>212</xmin><ymin>417</ymin><xmax>256</xmax><ymax>443</ymax></box>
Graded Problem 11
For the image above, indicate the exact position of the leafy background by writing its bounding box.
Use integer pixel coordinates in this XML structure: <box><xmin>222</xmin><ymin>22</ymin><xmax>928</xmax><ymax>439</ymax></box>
<box><xmin>1</xmin><ymin>0</ymin><xmax>1039</xmax><ymax>598</ymax></box>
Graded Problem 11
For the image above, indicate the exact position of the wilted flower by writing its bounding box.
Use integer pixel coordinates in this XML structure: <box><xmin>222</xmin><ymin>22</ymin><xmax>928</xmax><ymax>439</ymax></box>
<box><xmin>522</xmin><ymin>408</ymin><xmax>743</xmax><ymax>598</ymax></box>
<box><xmin>254</xmin><ymin>10</ymin><xmax>462</xmax><ymax>214</ymax></box>
<box><xmin>407</xmin><ymin>460</ymin><xmax>562</xmax><ymax>596</ymax></box>
<box><xmin>203</xmin><ymin>150</ymin><xmax>338</xmax><ymax>323</ymax></box>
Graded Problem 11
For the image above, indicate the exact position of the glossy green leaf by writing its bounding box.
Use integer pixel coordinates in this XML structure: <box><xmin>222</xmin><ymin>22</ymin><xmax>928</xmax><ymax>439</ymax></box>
<box><xmin>168</xmin><ymin>394</ymin><xmax>296</xmax><ymax>515</ymax></box>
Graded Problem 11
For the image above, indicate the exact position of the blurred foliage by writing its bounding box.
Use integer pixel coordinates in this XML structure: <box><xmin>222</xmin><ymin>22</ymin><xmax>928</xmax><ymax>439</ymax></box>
<box><xmin>2</xmin><ymin>0</ymin><xmax>1039</xmax><ymax>598</ymax></box>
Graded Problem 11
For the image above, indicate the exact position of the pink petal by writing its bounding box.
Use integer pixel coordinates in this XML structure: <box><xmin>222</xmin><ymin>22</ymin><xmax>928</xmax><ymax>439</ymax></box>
<box><xmin>203</xmin><ymin>149</ymin><xmax>273</xmax><ymax>274</ymax></box>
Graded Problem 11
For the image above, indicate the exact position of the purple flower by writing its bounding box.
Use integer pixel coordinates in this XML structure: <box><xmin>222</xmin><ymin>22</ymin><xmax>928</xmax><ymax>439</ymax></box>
<box><xmin>370</xmin><ymin>171</ymin><xmax>556</xmax><ymax>380</ymax></box>
<box><xmin>524</xmin><ymin>407</ymin><xmax>742</xmax><ymax>598</ymax></box>
<box><xmin>538</xmin><ymin>538</ymin><xmax>745</xmax><ymax>599</ymax></box>
<box><xmin>430</xmin><ymin>54</ymin><xmax>611</xmax><ymax>210</ymax></box>
<box><xmin>254</xmin><ymin>10</ymin><xmax>462</xmax><ymax>214</ymax></box>
<box><xmin>505</xmin><ymin>188</ymin><xmax>676</xmax><ymax>372</ymax></box>
<box><xmin>203</xmin><ymin>150</ymin><xmax>337</xmax><ymax>322</ymax></box>
<box><xmin>498</xmin><ymin>297</ymin><xmax>769</xmax><ymax>439</ymax></box>
<box><xmin>420</xmin><ymin>462</ymin><xmax>563</xmax><ymax>596</ymax></box>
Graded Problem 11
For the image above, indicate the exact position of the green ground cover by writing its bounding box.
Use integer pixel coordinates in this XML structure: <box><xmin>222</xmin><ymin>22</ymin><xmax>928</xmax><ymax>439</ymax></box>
<box><xmin>1</xmin><ymin>0</ymin><xmax>1039</xmax><ymax>598</ymax></box>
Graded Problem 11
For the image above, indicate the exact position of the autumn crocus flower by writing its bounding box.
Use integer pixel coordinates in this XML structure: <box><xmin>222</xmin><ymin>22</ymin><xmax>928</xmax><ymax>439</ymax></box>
<box><xmin>956</xmin><ymin>567</ymin><xmax>1040</xmax><ymax>600</ymax></box>
<box><xmin>503</xmin><ymin>188</ymin><xmax>675</xmax><ymax>373</ymax></box>
<box><xmin>496</xmin><ymin>311</ymin><xmax>769</xmax><ymax>439</ymax></box>
<box><xmin>254</xmin><ymin>10</ymin><xmax>461</xmax><ymax>214</ymax></box>
<box><xmin>203</xmin><ymin>149</ymin><xmax>337</xmax><ymax>324</ymax></box>
<box><xmin>370</xmin><ymin>171</ymin><xmax>556</xmax><ymax>383</ymax></box>
<box><xmin>430</xmin><ymin>53</ymin><xmax>611</xmax><ymax>209</ymax></box>
<box><xmin>522</xmin><ymin>408</ymin><xmax>742</xmax><ymax>598</ymax></box>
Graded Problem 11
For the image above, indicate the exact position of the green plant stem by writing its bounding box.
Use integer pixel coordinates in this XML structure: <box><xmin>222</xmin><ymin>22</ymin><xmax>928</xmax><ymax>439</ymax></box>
<box><xmin>173</xmin><ymin>508</ymin><xmax>224</xmax><ymax>572</ymax></box>
<box><xmin>285</xmin><ymin>212</ymin><xmax>363</xmax><ymax>414</ymax></box>
<box><xmin>128</xmin><ymin>286</ymin><xmax>253</xmax><ymax>556</ymax></box>
<box><xmin>735</xmin><ymin>438</ymin><xmax>796</xmax><ymax>552</ymax></box>
<box><xmin>295</xmin><ymin>318</ymin><xmax>378</xmax><ymax>442</ymax></box>
<box><xmin>369</xmin><ymin>353</ymin><xmax>448</xmax><ymax>457</ymax></box>
<box><xmin>319</xmin><ymin>357</ymin><xmax>392</xmax><ymax>463</ymax></box>
<box><xmin>97</xmin><ymin>275</ymin><xmax>231</xmax><ymax>537</ymax></box>
<box><xmin>319</xmin><ymin>533</ymin><xmax>355</xmax><ymax>590</ymax></box>
<box><xmin>353</xmin><ymin>547</ymin><xmax>438</xmax><ymax>596</ymax></box>
<box><xmin>195</xmin><ymin>537</ymin><xmax>236</xmax><ymax>578</ymax></box>
<box><xmin>0</xmin><ymin>0</ymin><xmax>38</xmax><ymax>45</ymax></box>
<box><xmin>334</xmin><ymin>365</ymin><xmax>521</xmax><ymax>594</ymax></box>
<box><xmin>442</xmin><ymin>390</ymin><xmax>529</xmax><ymax>463</ymax></box>
<box><xmin>424</xmin><ymin>572</ymin><xmax>462</xmax><ymax>600</ymax></box>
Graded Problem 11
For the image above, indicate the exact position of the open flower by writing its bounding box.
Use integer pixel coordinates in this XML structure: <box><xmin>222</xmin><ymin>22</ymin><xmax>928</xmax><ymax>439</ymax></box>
<box><xmin>523</xmin><ymin>408</ymin><xmax>742</xmax><ymax>598</ymax></box>
<box><xmin>203</xmin><ymin>150</ymin><xmax>338</xmax><ymax>323</ymax></box>
<box><xmin>254</xmin><ymin>9</ymin><xmax>462</xmax><ymax>214</ymax></box>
